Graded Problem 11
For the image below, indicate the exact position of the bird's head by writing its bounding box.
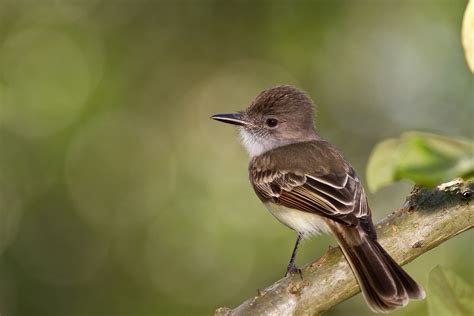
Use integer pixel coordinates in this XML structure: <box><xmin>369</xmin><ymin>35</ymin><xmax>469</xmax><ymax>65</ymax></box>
<box><xmin>211</xmin><ymin>85</ymin><xmax>318</xmax><ymax>156</ymax></box>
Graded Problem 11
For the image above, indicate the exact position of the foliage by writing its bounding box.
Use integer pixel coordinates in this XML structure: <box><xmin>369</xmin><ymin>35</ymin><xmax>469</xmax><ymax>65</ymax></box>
<box><xmin>366</xmin><ymin>132</ymin><xmax>474</xmax><ymax>192</ymax></box>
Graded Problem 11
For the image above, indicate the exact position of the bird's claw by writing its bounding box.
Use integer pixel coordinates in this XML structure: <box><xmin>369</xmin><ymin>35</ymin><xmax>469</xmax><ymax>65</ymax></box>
<box><xmin>285</xmin><ymin>264</ymin><xmax>303</xmax><ymax>280</ymax></box>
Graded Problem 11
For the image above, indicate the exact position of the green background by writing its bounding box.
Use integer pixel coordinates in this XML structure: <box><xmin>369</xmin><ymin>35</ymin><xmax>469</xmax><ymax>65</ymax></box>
<box><xmin>0</xmin><ymin>1</ymin><xmax>472</xmax><ymax>315</ymax></box>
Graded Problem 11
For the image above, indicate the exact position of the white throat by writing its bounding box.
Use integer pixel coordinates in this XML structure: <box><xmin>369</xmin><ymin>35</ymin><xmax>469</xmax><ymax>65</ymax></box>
<box><xmin>239</xmin><ymin>127</ymin><xmax>320</xmax><ymax>157</ymax></box>
<box><xmin>239</xmin><ymin>128</ymin><xmax>286</xmax><ymax>157</ymax></box>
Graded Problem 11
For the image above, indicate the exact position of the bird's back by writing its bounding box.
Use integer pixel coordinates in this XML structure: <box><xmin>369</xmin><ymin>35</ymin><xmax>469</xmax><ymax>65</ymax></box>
<box><xmin>249</xmin><ymin>140</ymin><xmax>352</xmax><ymax>179</ymax></box>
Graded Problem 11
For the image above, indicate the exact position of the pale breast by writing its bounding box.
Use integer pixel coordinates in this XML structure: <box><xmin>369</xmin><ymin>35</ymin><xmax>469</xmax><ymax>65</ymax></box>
<box><xmin>264</xmin><ymin>202</ymin><xmax>330</xmax><ymax>238</ymax></box>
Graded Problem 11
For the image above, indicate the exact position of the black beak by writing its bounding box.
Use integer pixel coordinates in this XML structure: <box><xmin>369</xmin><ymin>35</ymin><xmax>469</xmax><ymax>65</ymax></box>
<box><xmin>210</xmin><ymin>113</ymin><xmax>247</xmax><ymax>126</ymax></box>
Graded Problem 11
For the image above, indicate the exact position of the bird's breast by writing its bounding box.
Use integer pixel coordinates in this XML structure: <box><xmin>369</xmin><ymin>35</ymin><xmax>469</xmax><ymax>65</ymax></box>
<box><xmin>264</xmin><ymin>202</ymin><xmax>330</xmax><ymax>238</ymax></box>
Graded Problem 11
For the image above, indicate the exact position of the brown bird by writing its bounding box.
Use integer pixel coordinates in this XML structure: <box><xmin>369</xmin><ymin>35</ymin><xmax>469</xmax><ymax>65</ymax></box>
<box><xmin>211</xmin><ymin>85</ymin><xmax>425</xmax><ymax>313</ymax></box>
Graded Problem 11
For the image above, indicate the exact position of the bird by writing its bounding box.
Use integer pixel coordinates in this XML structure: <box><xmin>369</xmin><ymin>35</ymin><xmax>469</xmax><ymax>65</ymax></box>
<box><xmin>211</xmin><ymin>85</ymin><xmax>425</xmax><ymax>313</ymax></box>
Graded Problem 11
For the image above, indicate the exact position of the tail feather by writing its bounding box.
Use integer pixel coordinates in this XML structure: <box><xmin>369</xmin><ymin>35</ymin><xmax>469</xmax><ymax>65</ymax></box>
<box><xmin>375</xmin><ymin>242</ymin><xmax>425</xmax><ymax>300</ymax></box>
<box><xmin>330</xmin><ymin>222</ymin><xmax>425</xmax><ymax>313</ymax></box>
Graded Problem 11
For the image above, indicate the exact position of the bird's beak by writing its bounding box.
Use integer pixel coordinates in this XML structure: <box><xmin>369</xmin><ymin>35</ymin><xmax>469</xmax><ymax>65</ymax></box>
<box><xmin>210</xmin><ymin>113</ymin><xmax>247</xmax><ymax>126</ymax></box>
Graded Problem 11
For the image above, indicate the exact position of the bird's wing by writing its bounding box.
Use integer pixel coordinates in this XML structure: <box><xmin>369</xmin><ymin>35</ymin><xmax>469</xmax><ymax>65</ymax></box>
<box><xmin>250</xmin><ymin>158</ymin><xmax>371</xmax><ymax>229</ymax></box>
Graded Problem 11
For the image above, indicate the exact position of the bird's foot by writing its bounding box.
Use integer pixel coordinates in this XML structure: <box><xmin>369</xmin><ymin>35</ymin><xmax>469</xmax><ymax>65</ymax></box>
<box><xmin>285</xmin><ymin>264</ymin><xmax>303</xmax><ymax>280</ymax></box>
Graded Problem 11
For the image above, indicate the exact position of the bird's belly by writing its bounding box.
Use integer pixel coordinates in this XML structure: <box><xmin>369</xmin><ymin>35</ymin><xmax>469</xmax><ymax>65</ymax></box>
<box><xmin>264</xmin><ymin>203</ymin><xmax>330</xmax><ymax>238</ymax></box>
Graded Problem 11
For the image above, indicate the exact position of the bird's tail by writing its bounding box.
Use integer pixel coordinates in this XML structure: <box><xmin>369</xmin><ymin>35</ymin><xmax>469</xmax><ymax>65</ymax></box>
<box><xmin>329</xmin><ymin>222</ymin><xmax>425</xmax><ymax>313</ymax></box>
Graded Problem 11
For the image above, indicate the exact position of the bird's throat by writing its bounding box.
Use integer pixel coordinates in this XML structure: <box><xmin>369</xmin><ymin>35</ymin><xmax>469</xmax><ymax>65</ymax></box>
<box><xmin>239</xmin><ymin>129</ymin><xmax>285</xmax><ymax>157</ymax></box>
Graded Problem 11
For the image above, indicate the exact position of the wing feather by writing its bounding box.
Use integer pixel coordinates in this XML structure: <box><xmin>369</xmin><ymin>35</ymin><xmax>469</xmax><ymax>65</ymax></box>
<box><xmin>251</xmin><ymin>167</ymin><xmax>371</xmax><ymax>226</ymax></box>
<box><xmin>249</xmin><ymin>140</ymin><xmax>374</xmax><ymax>233</ymax></box>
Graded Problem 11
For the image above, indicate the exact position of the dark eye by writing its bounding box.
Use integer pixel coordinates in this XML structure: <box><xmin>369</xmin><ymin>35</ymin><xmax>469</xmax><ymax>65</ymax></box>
<box><xmin>265</xmin><ymin>118</ymin><xmax>278</xmax><ymax>128</ymax></box>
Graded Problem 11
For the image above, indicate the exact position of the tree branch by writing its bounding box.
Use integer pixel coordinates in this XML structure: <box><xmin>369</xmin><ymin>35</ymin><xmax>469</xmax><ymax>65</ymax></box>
<box><xmin>215</xmin><ymin>178</ymin><xmax>474</xmax><ymax>316</ymax></box>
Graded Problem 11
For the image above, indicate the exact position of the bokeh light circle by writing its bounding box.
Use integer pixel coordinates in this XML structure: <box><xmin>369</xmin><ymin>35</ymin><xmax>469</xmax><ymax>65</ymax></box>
<box><xmin>65</xmin><ymin>109</ymin><xmax>175</xmax><ymax>236</ymax></box>
<box><xmin>0</xmin><ymin>27</ymin><xmax>101</xmax><ymax>138</ymax></box>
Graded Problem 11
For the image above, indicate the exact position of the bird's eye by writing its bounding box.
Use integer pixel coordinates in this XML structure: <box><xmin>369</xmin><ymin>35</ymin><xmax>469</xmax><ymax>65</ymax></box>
<box><xmin>265</xmin><ymin>118</ymin><xmax>279</xmax><ymax>128</ymax></box>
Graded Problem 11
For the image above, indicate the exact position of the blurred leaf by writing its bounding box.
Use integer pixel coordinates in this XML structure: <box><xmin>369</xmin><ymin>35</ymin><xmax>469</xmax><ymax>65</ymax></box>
<box><xmin>365</xmin><ymin>139</ymin><xmax>402</xmax><ymax>193</ymax></box>
<box><xmin>366</xmin><ymin>132</ymin><xmax>474</xmax><ymax>192</ymax></box>
<box><xmin>427</xmin><ymin>266</ymin><xmax>474</xmax><ymax>316</ymax></box>
<box><xmin>462</xmin><ymin>0</ymin><xmax>474</xmax><ymax>73</ymax></box>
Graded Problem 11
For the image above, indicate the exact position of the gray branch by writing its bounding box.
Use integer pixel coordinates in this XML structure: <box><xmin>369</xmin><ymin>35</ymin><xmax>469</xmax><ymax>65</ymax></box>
<box><xmin>215</xmin><ymin>179</ymin><xmax>474</xmax><ymax>316</ymax></box>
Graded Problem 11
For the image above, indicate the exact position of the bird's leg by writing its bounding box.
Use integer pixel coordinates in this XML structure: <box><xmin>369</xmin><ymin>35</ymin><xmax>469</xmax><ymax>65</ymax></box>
<box><xmin>285</xmin><ymin>233</ymin><xmax>303</xmax><ymax>280</ymax></box>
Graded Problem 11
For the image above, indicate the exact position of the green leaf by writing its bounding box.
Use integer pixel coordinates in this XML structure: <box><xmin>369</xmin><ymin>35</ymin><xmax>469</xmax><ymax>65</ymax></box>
<box><xmin>366</xmin><ymin>132</ymin><xmax>474</xmax><ymax>192</ymax></box>
<box><xmin>366</xmin><ymin>138</ymin><xmax>401</xmax><ymax>192</ymax></box>
<box><xmin>428</xmin><ymin>266</ymin><xmax>474</xmax><ymax>316</ymax></box>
